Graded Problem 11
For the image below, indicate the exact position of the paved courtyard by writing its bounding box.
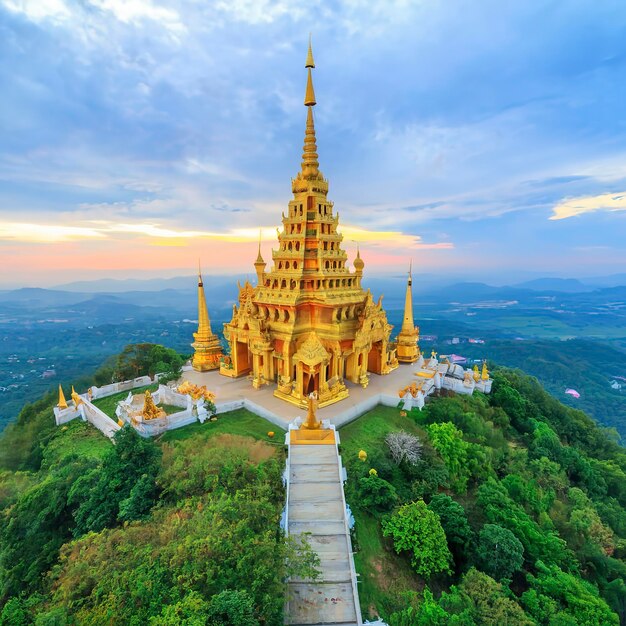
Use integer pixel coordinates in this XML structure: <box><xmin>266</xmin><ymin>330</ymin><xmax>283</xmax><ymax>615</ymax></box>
<box><xmin>180</xmin><ymin>362</ymin><xmax>421</xmax><ymax>430</ymax></box>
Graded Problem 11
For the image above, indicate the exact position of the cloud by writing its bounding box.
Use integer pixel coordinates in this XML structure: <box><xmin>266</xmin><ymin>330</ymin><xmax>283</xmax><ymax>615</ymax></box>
<box><xmin>2</xmin><ymin>0</ymin><xmax>184</xmax><ymax>32</ymax></box>
<box><xmin>550</xmin><ymin>191</ymin><xmax>626</xmax><ymax>220</ymax></box>
<box><xmin>0</xmin><ymin>219</ymin><xmax>451</xmax><ymax>253</ymax></box>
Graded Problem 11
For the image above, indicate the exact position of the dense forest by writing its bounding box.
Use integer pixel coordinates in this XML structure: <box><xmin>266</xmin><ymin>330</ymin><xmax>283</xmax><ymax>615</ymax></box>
<box><xmin>341</xmin><ymin>370</ymin><xmax>626</xmax><ymax>625</ymax></box>
<box><xmin>0</xmin><ymin>345</ymin><xmax>624</xmax><ymax>624</ymax></box>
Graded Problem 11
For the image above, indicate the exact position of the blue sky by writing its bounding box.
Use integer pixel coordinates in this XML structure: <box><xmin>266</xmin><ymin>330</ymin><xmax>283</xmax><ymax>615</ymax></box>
<box><xmin>1</xmin><ymin>0</ymin><xmax>626</xmax><ymax>286</ymax></box>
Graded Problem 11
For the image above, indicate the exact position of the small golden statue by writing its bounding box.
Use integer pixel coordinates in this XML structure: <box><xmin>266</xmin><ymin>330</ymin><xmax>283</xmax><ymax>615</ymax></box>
<box><xmin>473</xmin><ymin>364</ymin><xmax>480</xmax><ymax>382</ymax></box>
<box><xmin>177</xmin><ymin>381</ymin><xmax>216</xmax><ymax>403</ymax></box>
<box><xmin>70</xmin><ymin>386</ymin><xmax>83</xmax><ymax>408</ymax></box>
<box><xmin>302</xmin><ymin>392</ymin><xmax>320</xmax><ymax>430</ymax></box>
<box><xmin>481</xmin><ymin>361</ymin><xmax>489</xmax><ymax>381</ymax></box>
<box><xmin>142</xmin><ymin>390</ymin><xmax>166</xmax><ymax>421</ymax></box>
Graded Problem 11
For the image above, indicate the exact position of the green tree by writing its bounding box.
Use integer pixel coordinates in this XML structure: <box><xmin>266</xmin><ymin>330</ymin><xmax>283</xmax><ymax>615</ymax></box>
<box><xmin>455</xmin><ymin>568</ymin><xmax>533</xmax><ymax>625</ymax></box>
<box><xmin>382</xmin><ymin>500</ymin><xmax>452</xmax><ymax>578</ymax></box>
<box><xmin>427</xmin><ymin>495</ymin><xmax>472</xmax><ymax>566</ymax></box>
<box><xmin>149</xmin><ymin>591</ymin><xmax>210</xmax><ymax>625</ymax></box>
<box><xmin>206</xmin><ymin>590</ymin><xmax>258</xmax><ymax>626</ymax></box>
<box><xmin>525</xmin><ymin>561</ymin><xmax>619</xmax><ymax>626</ymax></box>
<box><xmin>358</xmin><ymin>474</ymin><xmax>397</xmax><ymax>511</ymax></box>
<box><xmin>426</xmin><ymin>422</ymin><xmax>471</xmax><ymax>493</ymax></box>
<box><xmin>476</xmin><ymin>524</ymin><xmax>524</xmax><ymax>581</ymax></box>
<box><xmin>0</xmin><ymin>455</ymin><xmax>95</xmax><ymax>599</ymax></box>
<box><xmin>71</xmin><ymin>426</ymin><xmax>161</xmax><ymax>535</ymax></box>
<box><xmin>388</xmin><ymin>589</ymin><xmax>450</xmax><ymax>626</ymax></box>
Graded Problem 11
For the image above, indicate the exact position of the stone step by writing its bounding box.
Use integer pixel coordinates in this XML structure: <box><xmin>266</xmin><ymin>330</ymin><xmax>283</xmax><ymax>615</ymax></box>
<box><xmin>289</xmin><ymin>482</ymin><xmax>344</xmax><ymax>504</ymax></box>
<box><xmin>290</xmin><ymin>446</ymin><xmax>338</xmax><ymax>464</ymax></box>
<box><xmin>290</xmin><ymin>464</ymin><xmax>340</xmax><ymax>483</ymax></box>
<box><xmin>286</xmin><ymin>582</ymin><xmax>358</xmax><ymax>625</ymax></box>
<box><xmin>289</xmin><ymin>521</ymin><xmax>347</xmax><ymax>535</ymax></box>
<box><xmin>288</xmin><ymin>500</ymin><xmax>344</xmax><ymax>521</ymax></box>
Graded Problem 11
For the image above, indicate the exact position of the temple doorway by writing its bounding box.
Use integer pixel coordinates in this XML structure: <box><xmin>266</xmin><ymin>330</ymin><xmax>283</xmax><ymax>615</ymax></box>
<box><xmin>235</xmin><ymin>341</ymin><xmax>251</xmax><ymax>373</ymax></box>
<box><xmin>303</xmin><ymin>369</ymin><xmax>319</xmax><ymax>396</ymax></box>
<box><xmin>367</xmin><ymin>341</ymin><xmax>383</xmax><ymax>374</ymax></box>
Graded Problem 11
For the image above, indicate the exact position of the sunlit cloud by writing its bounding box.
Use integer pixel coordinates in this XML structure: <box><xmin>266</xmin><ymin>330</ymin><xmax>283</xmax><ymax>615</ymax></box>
<box><xmin>550</xmin><ymin>192</ymin><xmax>626</xmax><ymax>220</ymax></box>
<box><xmin>0</xmin><ymin>220</ymin><xmax>451</xmax><ymax>252</ymax></box>
<box><xmin>338</xmin><ymin>225</ymin><xmax>453</xmax><ymax>250</ymax></box>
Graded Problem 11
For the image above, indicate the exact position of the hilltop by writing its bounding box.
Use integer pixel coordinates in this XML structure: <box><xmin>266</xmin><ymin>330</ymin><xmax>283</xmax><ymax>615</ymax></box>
<box><xmin>0</xmin><ymin>349</ymin><xmax>624</xmax><ymax>624</ymax></box>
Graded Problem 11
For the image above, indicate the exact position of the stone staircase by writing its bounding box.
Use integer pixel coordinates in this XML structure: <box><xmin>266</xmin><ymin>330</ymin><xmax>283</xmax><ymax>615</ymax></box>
<box><xmin>286</xmin><ymin>442</ymin><xmax>361</xmax><ymax>626</ymax></box>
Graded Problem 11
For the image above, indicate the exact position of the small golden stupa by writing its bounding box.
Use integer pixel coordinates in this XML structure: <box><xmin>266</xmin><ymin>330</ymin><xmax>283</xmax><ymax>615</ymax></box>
<box><xmin>396</xmin><ymin>262</ymin><xmax>420</xmax><ymax>363</ymax></box>
<box><xmin>57</xmin><ymin>384</ymin><xmax>68</xmax><ymax>410</ymax></box>
<box><xmin>191</xmin><ymin>264</ymin><xmax>223</xmax><ymax>371</ymax></box>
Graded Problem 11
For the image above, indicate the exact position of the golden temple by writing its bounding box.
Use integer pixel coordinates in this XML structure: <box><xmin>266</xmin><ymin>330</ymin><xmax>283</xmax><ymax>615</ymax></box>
<box><xmin>213</xmin><ymin>41</ymin><xmax>405</xmax><ymax>409</ymax></box>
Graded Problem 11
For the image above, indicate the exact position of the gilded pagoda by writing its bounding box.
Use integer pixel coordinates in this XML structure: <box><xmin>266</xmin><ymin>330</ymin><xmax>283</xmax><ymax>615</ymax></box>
<box><xmin>396</xmin><ymin>264</ymin><xmax>421</xmax><ymax>363</ymax></box>
<box><xmin>217</xmin><ymin>41</ymin><xmax>400</xmax><ymax>409</ymax></box>
<box><xmin>191</xmin><ymin>266</ymin><xmax>223</xmax><ymax>371</ymax></box>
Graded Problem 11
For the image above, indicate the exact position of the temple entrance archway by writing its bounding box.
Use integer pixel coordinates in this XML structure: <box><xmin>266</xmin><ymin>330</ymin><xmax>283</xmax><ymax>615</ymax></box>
<box><xmin>367</xmin><ymin>341</ymin><xmax>383</xmax><ymax>374</ymax></box>
<box><xmin>304</xmin><ymin>368</ymin><xmax>319</xmax><ymax>396</ymax></box>
<box><xmin>235</xmin><ymin>341</ymin><xmax>251</xmax><ymax>374</ymax></box>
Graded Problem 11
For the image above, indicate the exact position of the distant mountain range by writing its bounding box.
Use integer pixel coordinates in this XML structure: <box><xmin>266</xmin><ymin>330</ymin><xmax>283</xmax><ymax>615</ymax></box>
<box><xmin>1</xmin><ymin>275</ymin><xmax>625</xmax><ymax>327</ymax></box>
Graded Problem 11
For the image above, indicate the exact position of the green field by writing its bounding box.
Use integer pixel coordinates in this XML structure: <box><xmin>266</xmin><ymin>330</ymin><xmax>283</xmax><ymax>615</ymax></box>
<box><xmin>42</xmin><ymin>420</ymin><xmax>112</xmax><ymax>468</ymax></box>
<box><xmin>160</xmin><ymin>407</ymin><xmax>285</xmax><ymax>444</ymax></box>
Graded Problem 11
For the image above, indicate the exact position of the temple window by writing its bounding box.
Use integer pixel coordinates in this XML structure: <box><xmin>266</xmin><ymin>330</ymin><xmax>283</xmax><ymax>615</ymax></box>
<box><xmin>286</xmin><ymin>261</ymin><xmax>290</xmax><ymax>269</ymax></box>
<box><xmin>293</xmin><ymin>261</ymin><xmax>298</xmax><ymax>269</ymax></box>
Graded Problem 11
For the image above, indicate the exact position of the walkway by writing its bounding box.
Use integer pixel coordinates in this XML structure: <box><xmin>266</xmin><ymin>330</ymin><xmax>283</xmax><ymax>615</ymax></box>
<box><xmin>285</xmin><ymin>435</ymin><xmax>361</xmax><ymax>626</ymax></box>
<box><xmin>180</xmin><ymin>363</ymin><xmax>419</xmax><ymax>431</ymax></box>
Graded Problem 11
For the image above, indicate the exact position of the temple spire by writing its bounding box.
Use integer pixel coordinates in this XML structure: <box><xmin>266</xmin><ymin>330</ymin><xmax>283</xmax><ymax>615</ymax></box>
<box><xmin>300</xmin><ymin>39</ymin><xmax>320</xmax><ymax>178</ymax></box>
<box><xmin>401</xmin><ymin>262</ymin><xmax>415</xmax><ymax>333</ymax></box>
<box><xmin>197</xmin><ymin>263</ymin><xmax>212</xmax><ymax>335</ymax></box>
<box><xmin>396</xmin><ymin>260</ymin><xmax>420</xmax><ymax>363</ymax></box>
<box><xmin>254</xmin><ymin>230</ymin><xmax>266</xmax><ymax>283</ymax></box>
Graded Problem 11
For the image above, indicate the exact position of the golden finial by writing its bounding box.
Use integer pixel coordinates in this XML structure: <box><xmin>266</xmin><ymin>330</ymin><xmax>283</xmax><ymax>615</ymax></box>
<box><xmin>57</xmin><ymin>384</ymin><xmax>68</xmax><ymax>410</ymax></box>
<box><xmin>198</xmin><ymin>259</ymin><xmax>203</xmax><ymax>286</ymax></box>
<box><xmin>353</xmin><ymin>243</ymin><xmax>364</xmax><ymax>273</ymax></box>
<box><xmin>256</xmin><ymin>229</ymin><xmax>264</xmax><ymax>264</ymax></box>
<box><xmin>304</xmin><ymin>68</ymin><xmax>316</xmax><ymax>106</ymax></box>
<box><xmin>305</xmin><ymin>34</ymin><xmax>315</xmax><ymax>68</ymax></box>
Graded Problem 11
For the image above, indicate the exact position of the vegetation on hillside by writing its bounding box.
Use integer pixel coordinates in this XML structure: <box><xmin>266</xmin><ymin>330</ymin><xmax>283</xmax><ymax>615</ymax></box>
<box><xmin>0</xmin><ymin>342</ymin><xmax>625</xmax><ymax>624</ymax></box>
<box><xmin>341</xmin><ymin>369</ymin><xmax>626</xmax><ymax>625</ymax></box>
<box><xmin>0</xmin><ymin>343</ymin><xmax>305</xmax><ymax>625</ymax></box>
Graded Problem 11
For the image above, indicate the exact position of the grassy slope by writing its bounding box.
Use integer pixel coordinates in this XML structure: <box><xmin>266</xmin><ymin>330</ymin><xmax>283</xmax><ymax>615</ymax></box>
<box><xmin>339</xmin><ymin>406</ymin><xmax>426</xmax><ymax>620</ymax></box>
<box><xmin>43</xmin><ymin>419</ymin><xmax>112</xmax><ymax>467</ymax></box>
<box><xmin>160</xmin><ymin>407</ymin><xmax>285</xmax><ymax>444</ymax></box>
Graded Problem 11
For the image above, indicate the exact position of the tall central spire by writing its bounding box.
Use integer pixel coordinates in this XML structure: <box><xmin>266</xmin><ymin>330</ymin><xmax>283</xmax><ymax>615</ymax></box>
<box><xmin>301</xmin><ymin>38</ymin><xmax>320</xmax><ymax>180</ymax></box>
